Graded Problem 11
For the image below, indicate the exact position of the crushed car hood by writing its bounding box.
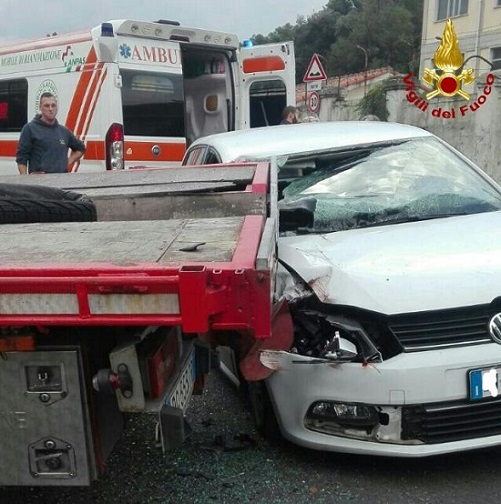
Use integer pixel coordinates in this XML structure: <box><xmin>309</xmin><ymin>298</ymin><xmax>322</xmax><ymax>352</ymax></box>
<box><xmin>278</xmin><ymin>211</ymin><xmax>501</xmax><ymax>314</ymax></box>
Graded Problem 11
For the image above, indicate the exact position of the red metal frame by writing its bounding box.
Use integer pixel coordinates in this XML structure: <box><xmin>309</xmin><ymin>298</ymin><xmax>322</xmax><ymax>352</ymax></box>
<box><xmin>245</xmin><ymin>161</ymin><xmax>269</xmax><ymax>194</ymax></box>
<box><xmin>0</xmin><ymin>164</ymin><xmax>273</xmax><ymax>340</ymax></box>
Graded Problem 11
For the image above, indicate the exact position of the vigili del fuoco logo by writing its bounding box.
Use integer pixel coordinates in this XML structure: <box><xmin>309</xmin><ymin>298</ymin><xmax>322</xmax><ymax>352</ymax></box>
<box><xmin>404</xmin><ymin>19</ymin><xmax>495</xmax><ymax>119</ymax></box>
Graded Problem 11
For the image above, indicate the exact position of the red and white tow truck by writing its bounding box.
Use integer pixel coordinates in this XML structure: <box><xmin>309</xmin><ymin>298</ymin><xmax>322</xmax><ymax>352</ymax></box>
<box><xmin>0</xmin><ymin>163</ymin><xmax>274</xmax><ymax>486</ymax></box>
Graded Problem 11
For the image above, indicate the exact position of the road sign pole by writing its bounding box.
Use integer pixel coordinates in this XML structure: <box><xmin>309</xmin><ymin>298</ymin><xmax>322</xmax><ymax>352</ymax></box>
<box><xmin>303</xmin><ymin>54</ymin><xmax>327</xmax><ymax>116</ymax></box>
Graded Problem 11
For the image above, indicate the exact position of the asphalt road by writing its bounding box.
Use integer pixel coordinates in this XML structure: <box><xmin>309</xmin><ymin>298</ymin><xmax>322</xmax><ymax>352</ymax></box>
<box><xmin>2</xmin><ymin>371</ymin><xmax>501</xmax><ymax>504</ymax></box>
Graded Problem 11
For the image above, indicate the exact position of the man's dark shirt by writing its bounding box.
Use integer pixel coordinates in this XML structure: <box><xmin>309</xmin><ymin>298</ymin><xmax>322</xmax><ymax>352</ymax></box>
<box><xmin>16</xmin><ymin>115</ymin><xmax>86</xmax><ymax>173</ymax></box>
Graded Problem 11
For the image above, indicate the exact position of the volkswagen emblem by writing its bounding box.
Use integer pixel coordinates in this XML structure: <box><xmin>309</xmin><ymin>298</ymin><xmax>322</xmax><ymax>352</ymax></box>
<box><xmin>151</xmin><ymin>145</ymin><xmax>161</xmax><ymax>156</ymax></box>
<box><xmin>489</xmin><ymin>313</ymin><xmax>501</xmax><ymax>344</ymax></box>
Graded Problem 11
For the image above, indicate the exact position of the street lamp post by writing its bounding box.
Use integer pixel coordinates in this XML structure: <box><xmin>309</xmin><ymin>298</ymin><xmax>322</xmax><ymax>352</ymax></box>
<box><xmin>357</xmin><ymin>45</ymin><xmax>369</xmax><ymax>97</ymax></box>
<box><xmin>316</xmin><ymin>53</ymin><xmax>328</xmax><ymax>74</ymax></box>
<box><xmin>398</xmin><ymin>38</ymin><xmax>416</xmax><ymax>74</ymax></box>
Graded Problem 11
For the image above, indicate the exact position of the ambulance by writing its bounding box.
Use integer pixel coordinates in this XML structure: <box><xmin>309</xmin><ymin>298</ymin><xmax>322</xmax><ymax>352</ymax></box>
<box><xmin>0</xmin><ymin>19</ymin><xmax>295</xmax><ymax>174</ymax></box>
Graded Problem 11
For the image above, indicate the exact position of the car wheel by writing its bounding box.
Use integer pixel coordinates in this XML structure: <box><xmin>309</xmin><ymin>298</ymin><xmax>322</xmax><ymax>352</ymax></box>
<box><xmin>247</xmin><ymin>380</ymin><xmax>281</xmax><ymax>441</ymax></box>
<box><xmin>0</xmin><ymin>184</ymin><xmax>96</xmax><ymax>224</ymax></box>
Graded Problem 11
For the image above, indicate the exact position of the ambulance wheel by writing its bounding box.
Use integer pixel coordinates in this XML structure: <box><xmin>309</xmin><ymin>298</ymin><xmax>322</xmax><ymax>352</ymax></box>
<box><xmin>0</xmin><ymin>183</ymin><xmax>96</xmax><ymax>223</ymax></box>
<box><xmin>247</xmin><ymin>380</ymin><xmax>281</xmax><ymax>442</ymax></box>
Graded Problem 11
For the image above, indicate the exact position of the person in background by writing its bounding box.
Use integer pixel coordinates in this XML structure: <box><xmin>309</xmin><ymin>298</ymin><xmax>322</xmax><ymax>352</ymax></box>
<box><xmin>16</xmin><ymin>92</ymin><xmax>85</xmax><ymax>174</ymax></box>
<box><xmin>280</xmin><ymin>105</ymin><xmax>299</xmax><ymax>125</ymax></box>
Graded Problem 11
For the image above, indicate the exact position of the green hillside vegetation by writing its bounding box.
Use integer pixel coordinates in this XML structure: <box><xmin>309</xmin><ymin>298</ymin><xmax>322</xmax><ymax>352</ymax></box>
<box><xmin>252</xmin><ymin>0</ymin><xmax>423</xmax><ymax>83</ymax></box>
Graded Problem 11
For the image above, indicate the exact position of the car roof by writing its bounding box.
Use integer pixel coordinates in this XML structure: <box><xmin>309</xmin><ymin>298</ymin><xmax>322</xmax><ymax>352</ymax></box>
<box><xmin>187</xmin><ymin>121</ymin><xmax>434</xmax><ymax>163</ymax></box>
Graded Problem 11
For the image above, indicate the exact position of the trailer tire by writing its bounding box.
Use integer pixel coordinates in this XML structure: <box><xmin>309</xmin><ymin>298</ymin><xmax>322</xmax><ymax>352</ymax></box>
<box><xmin>0</xmin><ymin>197</ymin><xmax>97</xmax><ymax>224</ymax></box>
<box><xmin>0</xmin><ymin>184</ymin><xmax>97</xmax><ymax>224</ymax></box>
<box><xmin>0</xmin><ymin>183</ymin><xmax>84</xmax><ymax>201</ymax></box>
<box><xmin>247</xmin><ymin>380</ymin><xmax>281</xmax><ymax>442</ymax></box>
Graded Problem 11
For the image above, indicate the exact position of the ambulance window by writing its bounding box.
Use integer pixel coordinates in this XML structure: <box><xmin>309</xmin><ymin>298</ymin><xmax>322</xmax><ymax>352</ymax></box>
<box><xmin>0</xmin><ymin>79</ymin><xmax>28</xmax><ymax>132</ymax></box>
<box><xmin>121</xmin><ymin>70</ymin><xmax>185</xmax><ymax>137</ymax></box>
<box><xmin>249</xmin><ymin>79</ymin><xmax>287</xmax><ymax>128</ymax></box>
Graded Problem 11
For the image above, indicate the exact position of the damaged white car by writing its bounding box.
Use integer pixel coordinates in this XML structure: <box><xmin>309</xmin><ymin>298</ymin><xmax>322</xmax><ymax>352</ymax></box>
<box><xmin>183</xmin><ymin>122</ymin><xmax>501</xmax><ymax>457</ymax></box>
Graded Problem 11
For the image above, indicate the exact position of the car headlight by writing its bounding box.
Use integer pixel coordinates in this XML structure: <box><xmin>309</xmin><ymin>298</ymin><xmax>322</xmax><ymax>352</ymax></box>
<box><xmin>291</xmin><ymin>311</ymin><xmax>382</xmax><ymax>363</ymax></box>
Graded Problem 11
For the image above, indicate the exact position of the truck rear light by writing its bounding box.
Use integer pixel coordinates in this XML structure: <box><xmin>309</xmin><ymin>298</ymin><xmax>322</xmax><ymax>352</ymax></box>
<box><xmin>0</xmin><ymin>334</ymin><xmax>35</xmax><ymax>351</ymax></box>
<box><xmin>138</xmin><ymin>328</ymin><xmax>180</xmax><ymax>399</ymax></box>
<box><xmin>105</xmin><ymin>123</ymin><xmax>124</xmax><ymax>170</ymax></box>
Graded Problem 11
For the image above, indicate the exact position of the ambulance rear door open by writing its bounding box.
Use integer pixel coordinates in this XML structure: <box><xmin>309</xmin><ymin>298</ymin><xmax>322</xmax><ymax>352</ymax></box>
<box><xmin>237</xmin><ymin>41</ymin><xmax>296</xmax><ymax>129</ymax></box>
<box><xmin>180</xmin><ymin>44</ymin><xmax>238</xmax><ymax>147</ymax></box>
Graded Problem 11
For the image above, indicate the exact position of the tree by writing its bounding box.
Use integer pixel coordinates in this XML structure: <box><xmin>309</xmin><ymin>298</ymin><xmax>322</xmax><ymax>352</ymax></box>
<box><xmin>251</xmin><ymin>0</ymin><xmax>423</xmax><ymax>82</ymax></box>
<box><xmin>294</xmin><ymin>7</ymin><xmax>347</xmax><ymax>81</ymax></box>
<box><xmin>355</xmin><ymin>83</ymin><xmax>389</xmax><ymax>121</ymax></box>
<box><xmin>329</xmin><ymin>0</ymin><xmax>421</xmax><ymax>74</ymax></box>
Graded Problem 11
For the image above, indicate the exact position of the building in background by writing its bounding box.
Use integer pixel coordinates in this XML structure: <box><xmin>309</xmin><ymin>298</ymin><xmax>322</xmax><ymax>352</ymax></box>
<box><xmin>420</xmin><ymin>0</ymin><xmax>501</xmax><ymax>78</ymax></box>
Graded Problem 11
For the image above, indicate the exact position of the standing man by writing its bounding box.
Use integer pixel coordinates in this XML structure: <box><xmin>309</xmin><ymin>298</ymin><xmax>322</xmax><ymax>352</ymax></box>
<box><xmin>16</xmin><ymin>92</ymin><xmax>85</xmax><ymax>174</ymax></box>
<box><xmin>280</xmin><ymin>105</ymin><xmax>299</xmax><ymax>125</ymax></box>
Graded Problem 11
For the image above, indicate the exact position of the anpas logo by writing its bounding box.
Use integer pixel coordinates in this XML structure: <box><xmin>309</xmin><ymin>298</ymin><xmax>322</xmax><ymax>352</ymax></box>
<box><xmin>403</xmin><ymin>19</ymin><xmax>495</xmax><ymax>119</ymax></box>
<box><xmin>62</xmin><ymin>45</ymin><xmax>86</xmax><ymax>72</ymax></box>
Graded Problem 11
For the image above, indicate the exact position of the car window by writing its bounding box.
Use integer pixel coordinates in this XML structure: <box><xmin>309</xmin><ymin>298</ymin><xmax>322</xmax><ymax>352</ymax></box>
<box><xmin>204</xmin><ymin>148</ymin><xmax>222</xmax><ymax>165</ymax></box>
<box><xmin>183</xmin><ymin>146</ymin><xmax>206</xmax><ymax>166</ymax></box>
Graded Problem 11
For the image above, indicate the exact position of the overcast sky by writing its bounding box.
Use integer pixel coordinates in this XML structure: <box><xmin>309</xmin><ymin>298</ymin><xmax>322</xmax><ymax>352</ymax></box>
<box><xmin>0</xmin><ymin>0</ymin><xmax>328</xmax><ymax>42</ymax></box>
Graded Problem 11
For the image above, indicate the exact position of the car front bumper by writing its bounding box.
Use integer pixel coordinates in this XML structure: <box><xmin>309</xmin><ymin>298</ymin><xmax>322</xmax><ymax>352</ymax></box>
<box><xmin>265</xmin><ymin>343</ymin><xmax>501</xmax><ymax>457</ymax></box>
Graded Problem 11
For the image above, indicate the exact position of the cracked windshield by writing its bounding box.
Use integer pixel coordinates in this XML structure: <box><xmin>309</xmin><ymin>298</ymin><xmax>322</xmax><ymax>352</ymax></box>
<box><xmin>281</xmin><ymin>137</ymin><xmax>501</xmax><ymax>233</ymax></box>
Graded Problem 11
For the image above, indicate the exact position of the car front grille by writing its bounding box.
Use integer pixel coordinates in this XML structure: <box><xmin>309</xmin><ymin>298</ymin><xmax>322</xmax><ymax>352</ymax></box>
<box><xmin>402</xmin><ymin>398</ymin><xmax>501</xmax><ymax>444</ymax></box>
<box><xmin>388</xmin><ymin>305</ymin><xmax>494</xmax><ymax>351</ymax></box>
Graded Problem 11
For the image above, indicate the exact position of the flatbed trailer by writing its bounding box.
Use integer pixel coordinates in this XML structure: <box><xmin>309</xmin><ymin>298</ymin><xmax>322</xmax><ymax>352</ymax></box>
<box><xmin>0</xmin><ymin>163</ymin><xmax>274</xmax><ymax>486</ymax></box>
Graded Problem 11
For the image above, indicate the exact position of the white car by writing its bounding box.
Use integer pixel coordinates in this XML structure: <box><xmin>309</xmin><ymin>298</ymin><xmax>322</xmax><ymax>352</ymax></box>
<box><xmin>182</xmin><ymin>122</ymin><xmax>501</xmax><ymax>457</ymax></box>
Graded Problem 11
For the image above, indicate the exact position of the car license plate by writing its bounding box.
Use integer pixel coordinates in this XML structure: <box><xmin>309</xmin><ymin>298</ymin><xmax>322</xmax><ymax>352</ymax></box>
<box><xmin>166</xmin><ymin>346</ymin><xmax>196</xmax><ymax>412</ymax></box>
<box><xmin>469</xmin><ymin>367</ymin><xmax>501</xmax><ymax>400</ymax></box>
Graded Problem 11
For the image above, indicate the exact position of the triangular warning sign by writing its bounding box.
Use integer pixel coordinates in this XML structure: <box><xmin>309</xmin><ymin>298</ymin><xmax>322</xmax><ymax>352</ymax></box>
<box><xmin>303</xmin><ymin>54</ymin><xmax>327</xmax><ymax>82</ymax></box>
